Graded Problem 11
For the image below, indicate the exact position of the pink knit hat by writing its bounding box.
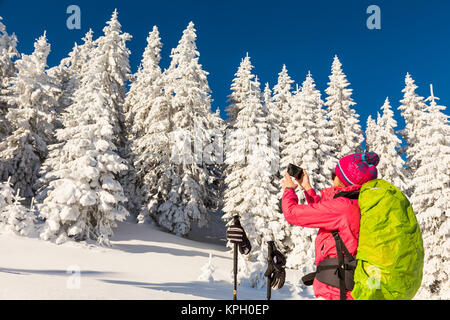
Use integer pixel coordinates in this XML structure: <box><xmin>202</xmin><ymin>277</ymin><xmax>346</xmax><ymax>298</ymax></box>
<box><xmin>334</xmin><ymin>152</ymin><xmax>380</xmax><ymax>187</ymax></box>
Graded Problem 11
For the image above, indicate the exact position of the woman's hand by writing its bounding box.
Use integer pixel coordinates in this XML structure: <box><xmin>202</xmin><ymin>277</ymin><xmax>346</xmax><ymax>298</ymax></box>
<box><xmin>297</xmin><ymin>169</ymin><xmax>312</xmax><ymax>191</ymax></box>
<box><xmin>282</xmin><ymin>172</ymin><xmax>298</xmax><ymax>191</ymax></box>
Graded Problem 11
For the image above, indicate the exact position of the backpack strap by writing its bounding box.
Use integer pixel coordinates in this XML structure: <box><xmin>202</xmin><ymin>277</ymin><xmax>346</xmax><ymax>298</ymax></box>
<box><xmin>331</xmin><ymin>231</ymin><xmax>356</xmax><ymax>300</ymax></box>
<box><xmin>334</xmin><ymin>190</ymin><xmax>360</xmax><ymax>200</ymax></box>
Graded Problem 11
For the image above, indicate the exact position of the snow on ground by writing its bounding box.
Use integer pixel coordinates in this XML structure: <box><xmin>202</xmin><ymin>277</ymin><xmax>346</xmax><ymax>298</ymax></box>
<box><xmin>0</xmin><ymin>218</ymin><xmax>315</xmax><ymax>300</ymax></box>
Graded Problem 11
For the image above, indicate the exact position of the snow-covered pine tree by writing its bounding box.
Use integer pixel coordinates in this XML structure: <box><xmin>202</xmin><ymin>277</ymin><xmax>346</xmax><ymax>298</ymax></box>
<box><xmin>36</xmin><ymin>30</ymin><xmax>96</xmax><ymax>201</ymax></box>
<box><xmin>0</xmin><ymin>32</ymin><xmax>59</xmax><ymax>198</ymax></box>
<box><xmin>223</xmin><ymin>55</ymin><xmax>287</xmax><ymax>288</ymax></box>
<box><xmin>38</xmin><ymin>25</ymin><xmax>130</xmax><ymax>245</ymax></box>
<box><xmin>0</xmin><ymin>178</ymin><xmax>35</xmax><ymax>236</ymax></box>
<box><xmin>398</xmin><ymin>73</ymin><xmax>428</xmax><ymax>187</ymax></box>
<box><xmin>272</xmin><ymin>66</ymin><xmax>294</xmax><ymax>241</ymax></box>
<box><xmin>273</xmin><ymin>64</ymin><xmax>294</xmax><ymax>174</ymax></box>
<box><xmin>154</xmin><ymin>22</ymin><xmax>220</xmax><ymax>236</ymax></box>
<box><xmin>263</xmin><ymin>83</ymin><xmax>273</xmax><ymax>113</ymax></box>
<box><xmin>94</xmin><ymin>10</ymin><xmax>134</xmax><ymax>215</ymax></box>
<box><xmin>0</xmin><ymin>16</ymin><xmax>19</xmax><ymax>140</ymax></box>
<box><xmin>125</xmin><ymin>26</ymin><xmax>162</xmax><ymax>137</ymax></box>
<box><xmin>232</xmin><ymin>95</ymin><xmax>283</xmax><ymax>288</ymax></box>
<box><xmin>225</xmin><ymin>53</ymin><xmax>257</xmax><ymax>124</ymax></box>
<box><xmin>365</xmin><ymin>115</ymin><xmax>377</xmax><ymax>152</ymax></box>
<box><xmin>273</xmin><ymin>64</ymin><xmax>294</xmax><ymax>119</ymax></box>
<box><xmin>411</xmin><ymin>85</ymin><xmax>450</xmax><ymax>299</ymax></box>
<box><xmin>324</xmin><ymin>55</ymin><xmax>363</xmax><ymax>159</ymax></box>
<box><xmin>47</xmin><ymin>29</ymin><xmax>95</xmax><ymax>123</ymax></box>
<box><xmin>263</xmin><ymin>82</ymin><xmax>281</xmax><ymax>178</ymax></box>
<box><xmin>223</xmin><ymin>54</ymin><xmax>262</xmax><ymax>225</ymax></box>
<box><xmin>369</xmin><ymin>98</ymin><xmax>408</xmax><ymax>192</ymax></box>
<box><xmin>95</xmin><ymin>9</ymin><xmax>131</xmax><ymax>141</ymax></box>
<box><xmin>203</xmin><ymin>108</ymin><xmax>225</xmax><ymax>215</ymax></box>
<box><xmin>198</xmin><ymin>253</ymin><xmax>215</xmax><ymax>283</ymax></box>
<box><xmin>132</xmin><ymin>85</ymin><xmax>172</xmax><ymax>224</ymax></box>
<box><xmin>124</xmin><ymin>26</ymin><xmax>163</xmax><ymax>218</ymax></box>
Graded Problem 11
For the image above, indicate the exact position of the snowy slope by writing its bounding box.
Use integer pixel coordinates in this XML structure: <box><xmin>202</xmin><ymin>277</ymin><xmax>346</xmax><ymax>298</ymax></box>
<box><xmin>0</xmin><ymin>221</ymin><xmax>315</xmax><ymax>300</ymax></box>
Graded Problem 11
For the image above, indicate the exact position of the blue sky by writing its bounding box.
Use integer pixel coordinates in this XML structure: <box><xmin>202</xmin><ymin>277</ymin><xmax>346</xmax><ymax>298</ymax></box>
<box><xmin>1</xmin><ymin>0</ymin><xmax>449</xmax><ymax>130</ymax></box>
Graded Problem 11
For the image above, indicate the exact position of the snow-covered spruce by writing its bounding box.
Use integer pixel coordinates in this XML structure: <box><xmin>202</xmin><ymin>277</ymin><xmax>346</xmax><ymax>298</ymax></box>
<box><xmin>223</xmin><ymin>54</ymin><xmax>266</xmax><ymax>226</ymax></box>
<box><xmin>223</xmin><ymin>55</ymin><xmax>261</xmax><ymax>225</ymax></box>
<box><xmin>0</xmin><ymin>32</ymin><xmax>59</xmax><ymax>199</ymax></box>
<box><xmin>367</xmin><ymin>98</ymin><xmax>408</xmax><ymax>192</ymax></box>
<box><xmin>47</xmin><ymin>29</ymin><xmax>95</xmax><ymax>126</ymax></box>
<box><xmin>411</xmin><ymin>85</ymin><xmax>450</xmax><ymax>300</ymax></box>
<box><xmin>0</xmin><ymin>16</ymin><xmax>19</xmax><ymax>141</ymax></box>
<box><xmin>92</xmin><ymin>10</ymin><xmax>135</xmax><ymax>216</ymax></box>
<box><xmin>272</xmin><ymin>65</ymin><xmax>294</xmax><ymax>229</ymax></box>
<box><xmin>93</xmin><ymin>9</ymin><xmax>131</xmax><ymax>144</ymax></box>
<box><xmin>0</xmin><ymin>178</ymin><xmax>35</xmax><ymax>236</ymax></box>
<box><xmin>36</xmin><ymin>30</ymin><xmax>96</xmax><ymax>200</ymax></box>
<box><xmin>131</xmin><ymin>89</ymin><xmax>172</xmax><ymax>225</ymax></box>
<box><xmin>124</xmin><ymin>26</ymin><xmax>168</xmax><ymax>221</ymax></box>
<box><xmin>202</xmin><ymin>107</ymin><xmax>225</xmax><ymax>215</ymax></box>
<box><xmin>151</xmin><ymin>22</ymin><xmax>221</xmax><ymax>236</ymax></box>
<box><xmin>398</xmin><ymin>73</ymin><xmax>429</xmax><ymax>194</ymax></box>
<box><xmin>38</xmin><ymin>17</ymin><xmax>130</xmax><ymax>245</ymax></box>
<box><xmin>273</xmin><ymin>64</ymin><xmax>294</xmax><ymax>175</ymax></box>
<box><xmin>124</xmin><ymin>26</ymin><xmax>164</xmax><ymax>218</ymax></box>
<box><xmin>125</xmin><ymin>25</ymin><xmax>162</xmax><ymax>133</ymax></box>
<box><xmin>225</xmin><ymin>53</ymin><xmax>261</xmax><ymax>125</ymax></box>
<box><xmin>228</xmin><ymin>96</ymin><xmax>282</xmax><ymax>288</ymax></box>
<box><xmin>198</xmin><ymin>253</ymin><xmax>215</xmax><ymax>283</ymax></box>
<box><xmin>262</xmin><ymin>83</ymin><xmax>282</xmax><ymax>178</ymax></box>
<box><xmin>365</xmin><ymin>115</ymin><xmax>377</xmax><ymax>153</ymax></box>
<box><xmin>324</xmin><ymin>55</ymin><xmax>363</xmax><ymax>159</ymax></box>
<box><xmin>223</xmin><ymin>55</ymin><xmax>287</xmax><ymax>288</ymax></box>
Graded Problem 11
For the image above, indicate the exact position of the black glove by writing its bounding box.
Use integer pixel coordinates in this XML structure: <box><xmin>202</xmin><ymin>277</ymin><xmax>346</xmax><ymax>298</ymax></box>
<box><xmin>264</xmin><ymin>249</ymin><xmax>286</xmax><ymax>290</ymax></box>
<box><xmin>226</xmin><ymin>221</ymin><xmax>252</xmax><ymax>255</ymax></box>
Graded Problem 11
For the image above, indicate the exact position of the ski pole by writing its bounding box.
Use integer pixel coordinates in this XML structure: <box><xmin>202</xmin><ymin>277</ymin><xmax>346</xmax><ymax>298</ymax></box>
<box><xmin>267</xmin><ymin>241</ymin><xmax>274</xmax><ymax>300</ymax></box>
<box><xmin>233</xmin><ymin>215</ymin><xmax>239</xmax><ymax>300</ymax></box>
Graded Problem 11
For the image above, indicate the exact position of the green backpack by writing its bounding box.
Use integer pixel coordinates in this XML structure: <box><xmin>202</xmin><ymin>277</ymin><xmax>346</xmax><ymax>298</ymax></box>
<box><xmin>351</xmin><ymin>179</ymin><xmax>424</xmax><ymax>300</ymax></box>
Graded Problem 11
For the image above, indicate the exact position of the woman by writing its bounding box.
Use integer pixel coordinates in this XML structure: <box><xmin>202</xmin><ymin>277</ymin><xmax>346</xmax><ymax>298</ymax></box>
<box><xmin>281</xmin><ymin>152</ymin><xmax>380</xmax><ymax>300</ymax></box>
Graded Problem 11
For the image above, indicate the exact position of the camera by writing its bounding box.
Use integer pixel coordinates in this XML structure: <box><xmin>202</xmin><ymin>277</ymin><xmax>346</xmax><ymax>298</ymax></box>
<box><xmin>287</xmin><ymin>164</ymin><xmax>304</xmax><ymax>180</ymax></box>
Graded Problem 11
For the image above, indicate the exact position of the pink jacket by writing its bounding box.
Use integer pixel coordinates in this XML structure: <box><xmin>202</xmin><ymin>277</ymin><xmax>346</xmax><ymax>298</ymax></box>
<box><xmin>282</xmin><ymin>185</ymin><xmax>361</xmax><ymax>300</ymax></box>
